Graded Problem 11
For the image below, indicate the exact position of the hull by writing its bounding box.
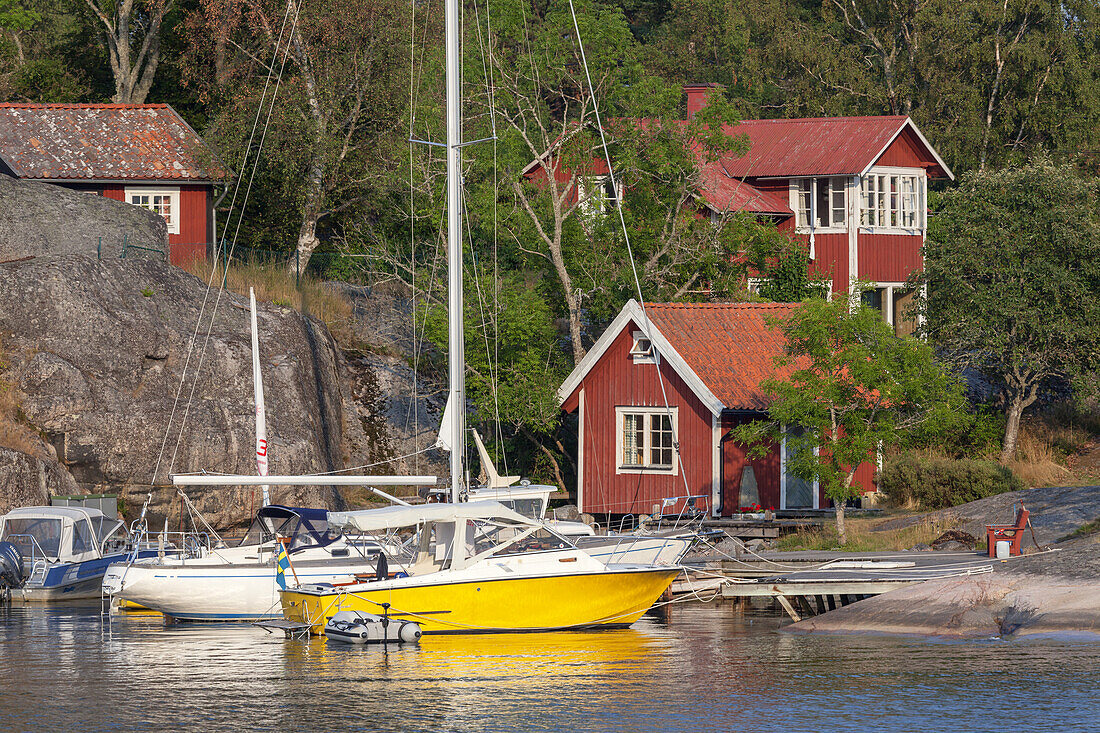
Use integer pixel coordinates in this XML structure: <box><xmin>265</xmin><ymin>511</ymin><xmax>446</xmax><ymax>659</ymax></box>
<box><xmin>281</xmin><ymin>566</ymin><xmax>680</xmax><ymax>635</ymax></box>
<box><xmin>17</xmin><ymin>551</ymin><xmax>148</xmax><ymax>602</ymax></box>
<box><xmin>103</xmin><ymin>557</ymin><xmax>376</xmax><ymax>621</ymax></box>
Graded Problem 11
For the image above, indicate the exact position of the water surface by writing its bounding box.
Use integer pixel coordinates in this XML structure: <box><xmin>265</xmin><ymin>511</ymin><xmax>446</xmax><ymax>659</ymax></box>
<box><xmin>1</xmin><ymin>601</ymin><xmax>1096</xmax><ymax>731</ymax></box>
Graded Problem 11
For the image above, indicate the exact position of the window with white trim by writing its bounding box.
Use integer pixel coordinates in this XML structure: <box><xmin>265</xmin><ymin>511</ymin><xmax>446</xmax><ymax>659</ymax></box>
<box><xmin>629</xmin><ymin>330</ymin><xmax>655</xmax><ymax>364</ymax></box>
<box><xmin>616</xmin><ymin>406</ymin><xmax>678</xmax><ymax>473</ymax></box>
<box><xmin>126</xmin><ymin>188</ymin><xmax>180</xmax><ymax>234</ymax></box>
<box><xmin>578</xmin><ymin>175</ymin><xmax>622</xmax><ymax>217</ymax></box>
<box><xmin>860</xmin><ymin>170</ymin><xmax>924</xmax><ymax>231</ymax></box>
<box><xmin>793</xmin><ymin>178</ymin><xmax>847</xmax><ymax>230</ymax></box>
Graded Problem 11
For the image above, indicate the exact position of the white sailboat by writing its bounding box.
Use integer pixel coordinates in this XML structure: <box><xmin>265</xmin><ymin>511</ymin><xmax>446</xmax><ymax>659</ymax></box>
<box><xmin>277</xmin><ymin>0</ymin><xmax>679</xmax><ymax>635</ymax></box>
<box><xmin>102</xmin><ymin>289</ymin><xmax>436</xmax><ymax>620</ymax></box>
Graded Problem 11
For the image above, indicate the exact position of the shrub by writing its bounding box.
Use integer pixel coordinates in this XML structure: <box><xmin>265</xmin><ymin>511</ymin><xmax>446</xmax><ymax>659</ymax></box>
<box><xmin>880</xmin><ymin>455</ymin><xmax>1024</xmax><ymax>509</ymax></box>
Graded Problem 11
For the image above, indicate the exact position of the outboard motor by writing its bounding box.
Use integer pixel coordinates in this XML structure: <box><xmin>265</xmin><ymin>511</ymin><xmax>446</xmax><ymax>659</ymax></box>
<box><xmin>0</xmin><ymin>541</ymin><xmax>24</xmax><ymax>601</ymax></box>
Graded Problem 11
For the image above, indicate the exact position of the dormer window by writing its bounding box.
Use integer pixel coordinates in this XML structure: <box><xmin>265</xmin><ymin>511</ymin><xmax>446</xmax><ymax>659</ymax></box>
<box><xmin>630</xmin><ymin>330</ymin><xmax>655</xmax><ymax>364</ymax></box>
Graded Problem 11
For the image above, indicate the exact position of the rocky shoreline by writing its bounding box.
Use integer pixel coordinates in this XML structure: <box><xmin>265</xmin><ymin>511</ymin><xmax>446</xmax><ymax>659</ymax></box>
<box><xmin>786</xmin><ymin>537</ymin><xmax>1100</xmax><ymax>639</ymax></box>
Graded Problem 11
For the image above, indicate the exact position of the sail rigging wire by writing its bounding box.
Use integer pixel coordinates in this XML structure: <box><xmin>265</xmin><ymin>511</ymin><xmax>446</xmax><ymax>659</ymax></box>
<box><xmin>168</xmin><ymin>0</ymin><xmax>304</xmax><ymax>477</ymax></box>
<box><xmin>565</xmin><ymin>0</ymin><xmax>694</xmax><ymax>505</ymax></box>
<box><xmin>149</xmin><ymin>0</ymin><xmax>298</xmax><ymax>487</ymax></box>
<box><xmin>472</xmin><ymin>0</ymin><xmax>509</xmax><ymax>471</ymax></box>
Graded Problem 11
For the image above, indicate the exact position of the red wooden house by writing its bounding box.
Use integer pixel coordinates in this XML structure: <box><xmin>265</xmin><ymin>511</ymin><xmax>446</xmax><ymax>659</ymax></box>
<box><xmin>525</xmin><ymin>85</ymin><xmax>954</xmax><ymax>332</ymax></box>
<box><xmin>557</xmin><ymin>299</ymin><xmax>877</xmax><ymax>518</ymax></box>
<box><xmin>0</xmin><ymin>103</ymin><xmax>220</xmax><ymax>266</ymax></box>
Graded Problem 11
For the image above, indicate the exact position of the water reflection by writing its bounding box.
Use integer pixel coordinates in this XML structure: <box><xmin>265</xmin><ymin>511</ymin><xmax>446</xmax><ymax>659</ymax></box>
<box><xmin>1</xmin><ymin>601</ymin><xmax>1098</xmax><ymax>732</ymax></box>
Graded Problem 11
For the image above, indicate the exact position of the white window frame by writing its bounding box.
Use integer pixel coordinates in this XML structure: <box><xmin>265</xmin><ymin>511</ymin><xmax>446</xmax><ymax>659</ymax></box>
<box><xmin>615</xmin><ymin>406</ymin><xmax>679</xmax><ymax>475</ymax></box>
<box><xmin>780</xmin><ymin>425</ymin><xmax>819</xmax><ymax>510</ymax></box>
<box><xmin>858</xmin><ymin>167</ymin><xmax>925</xmax><ymax>234</ymax></box>
<box><xmin>125</xmin><ymin>187</ymin><xmax>180</xmax><ymax>235</ymax></box>
<box><xmin>577</xmin><ymin>174</ymin><xmax>622</xmax><ymax>217</ymax></box>
<box><xmin>790</xmin><ymin>177</ymin><xmax>848</xmax><ymax>233</ymax></box>
<box><xmin>629</xmin><ymin>330</ymin><xmax>656</xmax><ymax>364</ymax></box>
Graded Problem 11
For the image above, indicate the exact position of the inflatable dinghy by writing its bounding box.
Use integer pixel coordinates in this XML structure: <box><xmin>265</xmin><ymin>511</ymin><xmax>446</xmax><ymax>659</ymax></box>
<box><xmin>325</xmin><ymin>608</ymin><xmax>422</xmax><ymax>644</ymax></box>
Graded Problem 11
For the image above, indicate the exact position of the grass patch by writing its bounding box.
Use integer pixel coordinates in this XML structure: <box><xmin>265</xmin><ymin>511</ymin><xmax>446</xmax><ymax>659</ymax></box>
<box><xmin>0</xmin><ymin>344</ymin><xmax>46</xmax><ymax>458</ymax></box>
<box><xmin>774</xmin><ymin>512</ymin><xmax>961</xmax><ymax>552</ymax></box>
<box><xmin>1059</xmin><ymin>519</ymin><xmax>1100</xmax><ymax>543</ymax></box>
<box><xmin>183</xmin><ymin>259</ymin><xmax>355</xmax><ymax>343</ymax></box>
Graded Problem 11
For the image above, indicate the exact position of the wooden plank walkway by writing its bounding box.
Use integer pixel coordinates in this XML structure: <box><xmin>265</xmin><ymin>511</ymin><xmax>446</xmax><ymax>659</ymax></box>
<box><xmin>681</xmin><ymin>551</ymin><xmax>1000</xmax><ymax>621</ymax></box>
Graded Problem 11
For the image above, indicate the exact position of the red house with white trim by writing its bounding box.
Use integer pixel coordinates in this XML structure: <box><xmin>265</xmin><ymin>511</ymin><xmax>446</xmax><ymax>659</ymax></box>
<box><xmin>0</xmin><ymin>103</ymin><xmax>220</xmax><ymax>266</ymax></box>
<box><xmin>557</xmin><ymin>299</ymin><xmax>877</xmax><ymax>517</ymax></box>
<box><xmin>526</xmin><ymin>85</ymin><xmax>954</xmax><ymax>332</ymax></box>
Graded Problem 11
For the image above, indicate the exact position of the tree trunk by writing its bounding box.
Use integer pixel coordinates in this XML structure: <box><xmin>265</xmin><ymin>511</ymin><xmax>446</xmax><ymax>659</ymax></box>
<box><xmin>836</xmin><ymin>469</ymin><xmax>857</xmax><ymax>545</ymax></box>
<box><xmin>1000</xmin><ymin>396</ymin><xmax>1025</xmax><ymax>464</ymax></box>
<box><xmin>293</xmin><ymin>212</ymin><xmax>321</xmax><ymax>279</ymax></box>
<box><xmin>290</xmin><ymin>160</ymin><xmax>326</xmax><ymax>277</ymax></box>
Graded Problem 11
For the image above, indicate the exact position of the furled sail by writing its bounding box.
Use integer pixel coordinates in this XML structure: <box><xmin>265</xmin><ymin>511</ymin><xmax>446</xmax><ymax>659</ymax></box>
<box><xmin>250</xmin><ymin>288</ymin><xmax>270</xmax><ymax>506</ymax></box>
<box><xmin>435</xmin><ymin>395</ymin><xmax>455</xmax><ymax>453</ymax></box>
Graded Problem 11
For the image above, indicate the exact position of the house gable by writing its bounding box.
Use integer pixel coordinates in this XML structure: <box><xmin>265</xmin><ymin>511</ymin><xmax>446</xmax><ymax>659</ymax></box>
<box><xmin>559</xmin><ymin>299</ymin><xmax>724</xmax><ymax>416</ymax></box>
<box><xmin>866</xmin><ymin>119</ymin><xmax>953</xmax><ymax>180</ymax></box>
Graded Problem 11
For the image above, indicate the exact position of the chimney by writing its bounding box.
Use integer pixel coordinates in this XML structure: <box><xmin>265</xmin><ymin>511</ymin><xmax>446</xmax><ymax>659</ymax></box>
<box><xmin>683</xmin><ymin>83</ymin><xmax>724</xmax><ymax>121</ymax></box>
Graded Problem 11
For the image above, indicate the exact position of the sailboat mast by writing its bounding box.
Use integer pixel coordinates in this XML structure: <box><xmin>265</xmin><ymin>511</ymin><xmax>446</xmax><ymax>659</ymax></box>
<box><xmin>445</xmin><ymin>0</ymin><xmax>465</xmax><ymax>503</ymax></box>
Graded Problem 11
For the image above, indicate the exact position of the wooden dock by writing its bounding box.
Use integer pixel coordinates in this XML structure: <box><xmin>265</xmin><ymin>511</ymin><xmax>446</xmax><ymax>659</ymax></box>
<box><xmin>679</xmin><ymin>551</ymin><xmax>997</xmax><ymax>621</ymax></box>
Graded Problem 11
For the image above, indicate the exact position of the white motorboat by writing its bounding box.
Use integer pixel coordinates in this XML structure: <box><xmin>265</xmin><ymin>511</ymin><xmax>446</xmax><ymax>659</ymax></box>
<box><xmin>0</xmin><ymin>505</ymin><xmax>149</xmax><ymax>601</ymax></box>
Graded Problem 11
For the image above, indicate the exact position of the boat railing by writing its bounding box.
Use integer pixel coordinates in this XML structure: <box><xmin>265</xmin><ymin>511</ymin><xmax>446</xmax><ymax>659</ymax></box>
<box><xmin>652</xmin><ymin>494</ymin><xmax>708</xmax><ymax>530</ymax></box>
<box><xmin>4</xmin><ymin>533</ymin><xmax>51</xmax><ymax>568</ymax></box>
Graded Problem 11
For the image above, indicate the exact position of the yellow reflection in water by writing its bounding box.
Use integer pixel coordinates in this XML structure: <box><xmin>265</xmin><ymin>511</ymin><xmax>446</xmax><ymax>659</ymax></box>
<box><xmin>283</xmin><ymin>626</ymin><xmax>668</xmax><ymax>687</ymax></box>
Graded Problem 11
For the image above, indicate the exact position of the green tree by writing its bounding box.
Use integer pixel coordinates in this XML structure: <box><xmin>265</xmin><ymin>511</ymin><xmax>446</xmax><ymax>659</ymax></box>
<box><xmin>423</xmin><ymin>273</ymin><xmax>573</xmax><ymax>487</ymax></box>
<box><xmin>918</xmin><ymin>156</ymin><xmax>1100</xmax><ymax>462</ymax></box>
<box><xmin>185</xmin><ymin>0</ymin><xmax>409</xmax><ymax>268</ymax></box>
<box><xmin>734</xmin><ymin>298</ymin><xmax>965</xmax><ymax>543</ymax></box>
<box><xmin>78</xmin><ymin>0</ymin><xmax>174</xmax><ymax>103</ymax></box>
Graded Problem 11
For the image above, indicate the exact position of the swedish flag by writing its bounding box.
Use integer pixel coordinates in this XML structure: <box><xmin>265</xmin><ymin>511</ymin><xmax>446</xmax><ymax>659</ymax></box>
<box><xmin>275</xmin><ymin>545</ymin><xmax>290</xmax><ymax>590</ymax></box>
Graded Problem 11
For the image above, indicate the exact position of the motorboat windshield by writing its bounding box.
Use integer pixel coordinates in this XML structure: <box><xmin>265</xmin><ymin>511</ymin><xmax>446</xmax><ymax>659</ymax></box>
<box><xmin>2</xmin><ymin>516</ymin><xmax>64</xmax><ymax>560</ymax></box>
<box><xmin>237</xmin><ymin>506</ymin><xmax>335</xmax><ymax>552</ymax></box>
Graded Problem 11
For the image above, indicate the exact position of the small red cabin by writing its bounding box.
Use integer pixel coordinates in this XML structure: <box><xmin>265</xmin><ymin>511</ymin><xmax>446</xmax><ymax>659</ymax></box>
<box><xmin>0</xmin><ymin>103</ymin><xmax>220</xmax><ymax>267</ymax></box>
<box><xmin>557</xmin><ymin>299</ymin><xmax>877</xmax><ymax>517</ymax></box>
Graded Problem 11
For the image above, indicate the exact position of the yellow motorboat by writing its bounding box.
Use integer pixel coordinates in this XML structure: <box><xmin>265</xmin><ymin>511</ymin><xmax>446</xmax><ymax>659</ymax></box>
<box><xmin>279</xmin><ymin>501</ymin><xmax>679</xmax><ymax>635</ymax></box>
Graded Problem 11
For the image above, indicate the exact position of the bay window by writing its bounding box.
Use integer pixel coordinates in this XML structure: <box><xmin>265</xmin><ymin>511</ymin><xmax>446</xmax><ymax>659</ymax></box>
<box><xmin>860</xmin><ymin>170</ymin><xmax>924</xmax><ymax>231</ymax></box>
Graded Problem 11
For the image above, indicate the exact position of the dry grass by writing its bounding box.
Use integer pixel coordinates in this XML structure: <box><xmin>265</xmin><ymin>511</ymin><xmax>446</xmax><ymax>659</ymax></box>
<box><xmin>1006</xmin><ymin>425</ymin><xmax>1073</xmax><ymax>488</ymax></box>
<box><xmin>0</xmin><ymin>346</ymin><xmax>46</xmax><ymax>458</ymax></box>
<box><xmin>775</xmin><ymin>511</ymin><xmax>961</xmax><ymax>552</ymax></box>
<box><xmin>183</xmin><ymin>260</ymin><xmax>355</xmax><ymax>343</ymax></box>
<box><xmin>1005</xmin><ymin>406</ymin><xmax>1100</xmax><ymax>487</ymax></box>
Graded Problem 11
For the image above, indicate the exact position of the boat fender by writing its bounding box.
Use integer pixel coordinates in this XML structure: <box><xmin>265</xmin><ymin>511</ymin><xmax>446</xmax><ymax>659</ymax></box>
<box><xmin>0</xmin><ymin>542</ymin><xmax>24</xmax><ymax>589</ymax></box>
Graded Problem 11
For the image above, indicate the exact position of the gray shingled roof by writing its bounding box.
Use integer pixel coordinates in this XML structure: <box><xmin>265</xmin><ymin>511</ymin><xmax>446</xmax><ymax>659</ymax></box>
<box><xmin>0</xmin><ymin>103</ymin><xmax>218</xmax><ymax>182</ymax></box>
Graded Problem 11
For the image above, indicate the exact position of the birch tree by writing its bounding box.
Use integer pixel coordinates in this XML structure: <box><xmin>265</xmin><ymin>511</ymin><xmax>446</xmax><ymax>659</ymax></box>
<box><xmin>81</xmin><ymin>0</ymin><xmax>173</xmax><ymax>103</ymax></box>
<box><xmin>186</xmin><ymin>0</ymin><xmax>407</xmax><ymax>270</ymax></box>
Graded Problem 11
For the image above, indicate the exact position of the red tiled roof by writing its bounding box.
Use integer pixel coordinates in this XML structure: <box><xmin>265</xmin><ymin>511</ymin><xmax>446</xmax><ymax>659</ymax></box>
<box><xmin>715</xmin><ymin>116</ymin><xmax>912</xmax><ymax>178</ymax></box>
<box><xmin>698</xmin><ymin>162</ymin><xmax>792</xmax><ymax>215</ymax></box>
<box><xmin>0</xmin><ymin>103</ymin><xmax>219</xmax><ymax>181</ymax></box>
<box><xmin>643</xmin><ymin>302</ymin><xmax>798</xmax><ymax>411</ymax></box>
